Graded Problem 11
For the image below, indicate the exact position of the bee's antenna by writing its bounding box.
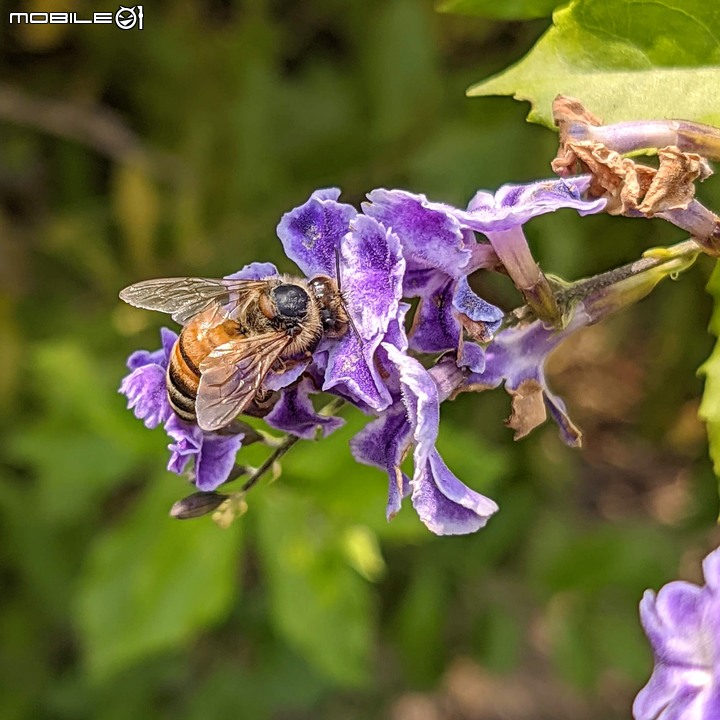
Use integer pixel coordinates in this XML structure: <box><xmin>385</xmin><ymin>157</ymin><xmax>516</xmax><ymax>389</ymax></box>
<box><xmin>335</xmin><ymin>245</ymin><xmax>362</xmax><ymax>345</ymax></box>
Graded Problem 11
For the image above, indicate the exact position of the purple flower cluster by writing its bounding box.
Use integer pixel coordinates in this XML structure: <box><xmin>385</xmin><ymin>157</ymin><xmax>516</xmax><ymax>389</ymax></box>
<box><xmin>635</xmin><ymin>547</ymin><xmax>720</xmax><ymax>720</ymax></box>
<box><xmin>120</xmin><ymin>178</ymin><xmax>605</xmax><ymax>534</ymax></box>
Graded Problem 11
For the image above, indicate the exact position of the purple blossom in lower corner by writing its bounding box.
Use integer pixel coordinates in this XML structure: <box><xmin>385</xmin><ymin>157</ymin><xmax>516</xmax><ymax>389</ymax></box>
<box><xmin>634</xmin><ymin>547</ymin><xmax>720</xmax><ymax>720</ymax></box>
<box><xmin>119</xmin><ymin>328</ymin><xmax>243</xmax><ymax>491</ymax></box>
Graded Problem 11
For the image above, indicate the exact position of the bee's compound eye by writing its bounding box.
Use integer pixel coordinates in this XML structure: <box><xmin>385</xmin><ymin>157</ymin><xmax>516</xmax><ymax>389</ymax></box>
<box><xmin>273</xmin><ymin>284</ymin><xmax>309</xmax><ymax>319</ymax></box>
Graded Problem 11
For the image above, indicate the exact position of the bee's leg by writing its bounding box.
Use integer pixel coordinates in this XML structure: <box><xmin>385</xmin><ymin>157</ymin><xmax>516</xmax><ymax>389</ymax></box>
<box><xmin>243</xmin><ymin>389</ymin><xmax>280</xmax><ymax>418</ymax></box>
<box><xmin>272</xmin><ymin>351</ymin><xmax>313</xmax><ymax>373</ymax></box>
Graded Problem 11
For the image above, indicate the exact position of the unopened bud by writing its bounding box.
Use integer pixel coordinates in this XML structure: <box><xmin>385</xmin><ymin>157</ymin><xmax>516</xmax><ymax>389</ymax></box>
<box><xmin>170</xmin><ymin>491</ymin><xmax>228</xmax><ymax>520</ymax></box>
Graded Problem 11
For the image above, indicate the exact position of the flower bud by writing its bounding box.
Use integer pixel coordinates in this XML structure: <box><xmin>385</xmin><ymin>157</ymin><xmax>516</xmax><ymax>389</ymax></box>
<box><xmin>169</xmin><ymin>491</ymin><xmax>228</xmax><ymax>520</ymax></box>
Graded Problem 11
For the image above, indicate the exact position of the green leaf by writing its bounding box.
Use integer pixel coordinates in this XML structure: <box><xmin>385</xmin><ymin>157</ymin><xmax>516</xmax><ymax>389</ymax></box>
<box><xmin>438</xmin><ymin>0</ymin><xmax>562</xmax><ymax>20</ymax></box>
<box><xmin>76</xmin><ymin>478</ymin><xmax>242</xmax><ymax>680</ymax></box>
<box><xmin>469</xmin><ymin>0</ymin><xmax>720</xmax><ymax>127</ymax></box>
<box><xmin>699</xmin><ymin>263</ymin><xmax>720</xmax><ymax>484</ymax></box>
<box><xmin>479</xmin><ymin>604</ymin><xmax>523</xmax><ymax>674</ymax></box>
<box><xmin>256</xmin><ymin>487</ymin><xmax>373</xmax><ymax>686</ymax></box>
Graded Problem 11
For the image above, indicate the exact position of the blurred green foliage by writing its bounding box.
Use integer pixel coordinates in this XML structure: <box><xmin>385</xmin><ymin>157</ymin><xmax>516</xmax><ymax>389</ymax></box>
<box><xmin>0</xmin><ymin>1</ymin><xmax>719</xmax><ymax>719</ymax></box>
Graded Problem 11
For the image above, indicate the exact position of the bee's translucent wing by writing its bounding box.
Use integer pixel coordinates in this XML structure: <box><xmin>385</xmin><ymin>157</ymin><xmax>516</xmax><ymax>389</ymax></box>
<box><xmin>195</xmin><ymin>332</ymin><xmax>292</xmax><ymax>432</ymax></box>
<box><xmin>119</xmin><ymin>277</ymin><xmax>268</xmax><ymax>324</ymax></box>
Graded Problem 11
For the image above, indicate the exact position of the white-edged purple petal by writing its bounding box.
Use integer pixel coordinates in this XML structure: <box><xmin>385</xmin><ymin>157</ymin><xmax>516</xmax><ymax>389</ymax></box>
<box><xmin>382</xmin><ymin>343</ymin><xmax>439</xmax><ymax>472</ymax></box>
<box><xmin>411</xmin><ymin>450</ymin><xmax>498</xmax><ymax>535</ymax></box>
<box><xmin>453</xmin><ymin>276</ymin><xmax>504</xmax><ymax>334</ymax></box>
<box><xmin>701</xmin><ymin>684</ymin><xmax>720</xmax><ymax>720</ymax></box>
<box><xmin>121</xmin><ymin>328</ymin><xmax>244</xmax><ymax>490</ymax></box>
<box><xmin>224</xmin><ymin>261</ymin><xmax>279</xmax><ymax>281</ymax></box>
<box><xmin>120</xmin><ymin>327</ymin><xmax>177</xmax><ymax>428</ymax></box>
<box><xmin>363</xmin><ymin>189</ymin><xmax>472</xmax><ymax>279</ymax></box>
<box><xmin>194</xmin><ymin>430</ymin><xmax>244</xmax><ymax>492</ymax></box>
<box><xmin>383</xmin><ymin>301</ymin><xmax>411</xmax><ymax>354</ymax></box>
<box><xmin>381</xmin><ymin>342</ymin><xmax>498</xmax><ymax>535</ymax></box>
<box><xmin>264</xmin><ymin>360</ymin><xmax>310</xmax><ymax>391</ymax></box>
<box><xmin>120</xmin><ymin>364</ymin><xmax>171</xmax><ymax>429</ymax></box>
<box><xmin>409</xmin><ymin>277</ymin><xmax>460</xmax><ymax>354</ymax></box>
<box><xmin>403</xmin><ymin>267</ymin><xmax>444</xmax><ymax>297</ymax></box>
<box><xmin>276</xmin><ymin>188</ymin><xmax>356</xmax><ymax>277</ymax></box>
<box><xmin>165</xmin><ymin>413</ymin><xmax>202</xmax><ymax>474</ymax></box>
<box><xmin>633</xmin><ymin>664</ymin><xmax>705</xmax><ymax>720</ymax></box>
<box><xmin>340</xmin><ymin>215</ymin><xmax>405</xmax><ymax>340</ymax></box>
<box><xmin>165</xmin><ymin>413</ymin><xmax>243</xmax><ymax>491</ymax></box>
<box><xmin>703</xmin><ymin>548</ymin><xmax>720</xmax><ymax>592</ymax></box>
<box><xmin>645</xmin><ymin>583</ymin><xmax>710</xmax><ymax>667</ymax></box>
<box><xmin>634</xmin><ymin>546</ymin><xmax>720</xmax><ymax>720</ymax></box>
<box><xmin>459</xmin><ymin>341</ymin><xmax>486</xmax><ymax>374</ymax></box>
<box><xmin>323</xmin><ymin>332</ymin><xmax>392</xmax><ymax>412</ymax></box>
<box><xmin>126</xmin><ymin>327</ymin><xmax>177</xmax><ymax>371</ymax></box>
<box><xmin>374</xmin><ymin>302</ymin><xmax>412</xmax><ymax>400</ymax></box>
<box><xmin>266</xmin><ymin>378</ymin><xmax>345</xmax><ymax>440</ymax></box>
<box><xmin>350</xmin><ymin>406</ymin><xmax>412</xmax><ymax>520</ymax></box>
<box><xmin>321</xmin><ymin>214</ymin><xmax>405</xmax><ymax>412</ymax></box>
<box><xmin>455</xmin><ymin>176</ymin><xmax>607</xmax><ymax>233</ymax></box>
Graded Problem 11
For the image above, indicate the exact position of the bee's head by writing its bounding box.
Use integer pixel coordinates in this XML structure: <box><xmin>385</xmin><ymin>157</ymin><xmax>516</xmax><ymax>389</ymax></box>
<box><xmin>269</xmin><ymin>283</ymin><xmax>309</xmax><ymax>322</ymax></box>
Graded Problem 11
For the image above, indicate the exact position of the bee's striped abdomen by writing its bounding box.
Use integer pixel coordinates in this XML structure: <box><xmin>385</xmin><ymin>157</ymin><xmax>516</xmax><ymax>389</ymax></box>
<box><xmin>166</xmin><ymin>313</ymin><xmax>244</xmax><ymax>424</ymax></box>
<box><xmin>167</xmin><ymin>332</ymin><xmax>202</xmax><ymax>422</ymax></box>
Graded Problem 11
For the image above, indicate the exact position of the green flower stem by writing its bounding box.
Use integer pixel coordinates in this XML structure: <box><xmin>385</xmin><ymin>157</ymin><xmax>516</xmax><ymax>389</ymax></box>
<box><xmin>240</xmin><ymin>434</ymin><xmax>301</xmax><ymax>494</ymax></box>
<box><xmin>558</xmin><ymin>238</ymin><xmax>700</xmax><ymax>319</ymax></box>
<box><xmin>239</xmin><ymin>398</ymin><xmax>347</xmax><ymax>495</ymax></box>
<box><xmin>488</xmin><ymin>226</ymin><xmax>562</xmax><ymax>326</ymax></box>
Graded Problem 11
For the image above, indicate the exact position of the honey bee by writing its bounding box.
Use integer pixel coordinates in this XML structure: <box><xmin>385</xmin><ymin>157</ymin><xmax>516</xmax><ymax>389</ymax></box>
<box><xmin>119</xmin><ymin>274</ymin><xmax>349</xmax><ymax>432</ymax></box>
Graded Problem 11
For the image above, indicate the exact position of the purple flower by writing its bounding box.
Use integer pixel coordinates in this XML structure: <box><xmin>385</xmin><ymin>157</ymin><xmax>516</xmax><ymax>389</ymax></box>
<box><xmin>451</xmin><ymin>176</ymin><xmax>606</xmax><ymax>232</ymax></box>
<box><xmin>165</xmin><ymin>414</ymin><xmax>243</xmax><ymax>491</ymax></box>
<box><xmin>121</xmin><ymin>181</ymin><xmax>607</xmax><ymax>534</ymax></box>
<box><xmin>365</xmin><ymin>178</ymin><xmax>605</xmax><ymax>329</ymax></box>
<box><xmin>362</xmin><ymin>189</ymin><xmax>504</xmax><ymax>368</ymax></box>
<box><xmin>457</xmin><ymin>178</ymin><xmax>605</xmax><ymax>320</ymax></box>
<box><xmin>362</xmin><ymin>188</ymin><xmax>474</xmax><ymax>284</ymax></box>
<box><xmin>277</xmin><ymin>189</ymin><xmax>406</xmax><ymax>412</ymax></box>
<box><xmin>276</xmin><ymin>188</ymin><xmax>356</xmax><ymax>279</ymax></box>
<box><xmin>120</xmin><ymin>327</ymin><xmax>176</xmax><ymax>429</ymax></box>
<box><xmin>119</xmin><ymin>328</ymin><xmax>243</xmax><ymax>491</ymax></box>
<box><xmin>464</xmin><ymin>313</ymin><xmax>586</xmax><ymax>447</ymax></box>
<box><xmin>634</xmin><ymin>547</ymin><xmax>720</xmax><ymax>720</ymax></box>
<box><xmin>351</xmin><ymin>342</ymin><xmax>498</xmax><ymax>535</ymax></box>
<box><xmin>265</xmin><ymin>377</ymin><xmax>344</xmax><ymax>440</ymax></box>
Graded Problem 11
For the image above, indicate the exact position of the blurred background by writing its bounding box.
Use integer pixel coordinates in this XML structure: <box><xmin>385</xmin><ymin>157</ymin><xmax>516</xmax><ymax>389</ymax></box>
<box><xmin>1</xmin><ymin>1</ymin><xmax>719</xmax><ymax>718</ymax></box>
